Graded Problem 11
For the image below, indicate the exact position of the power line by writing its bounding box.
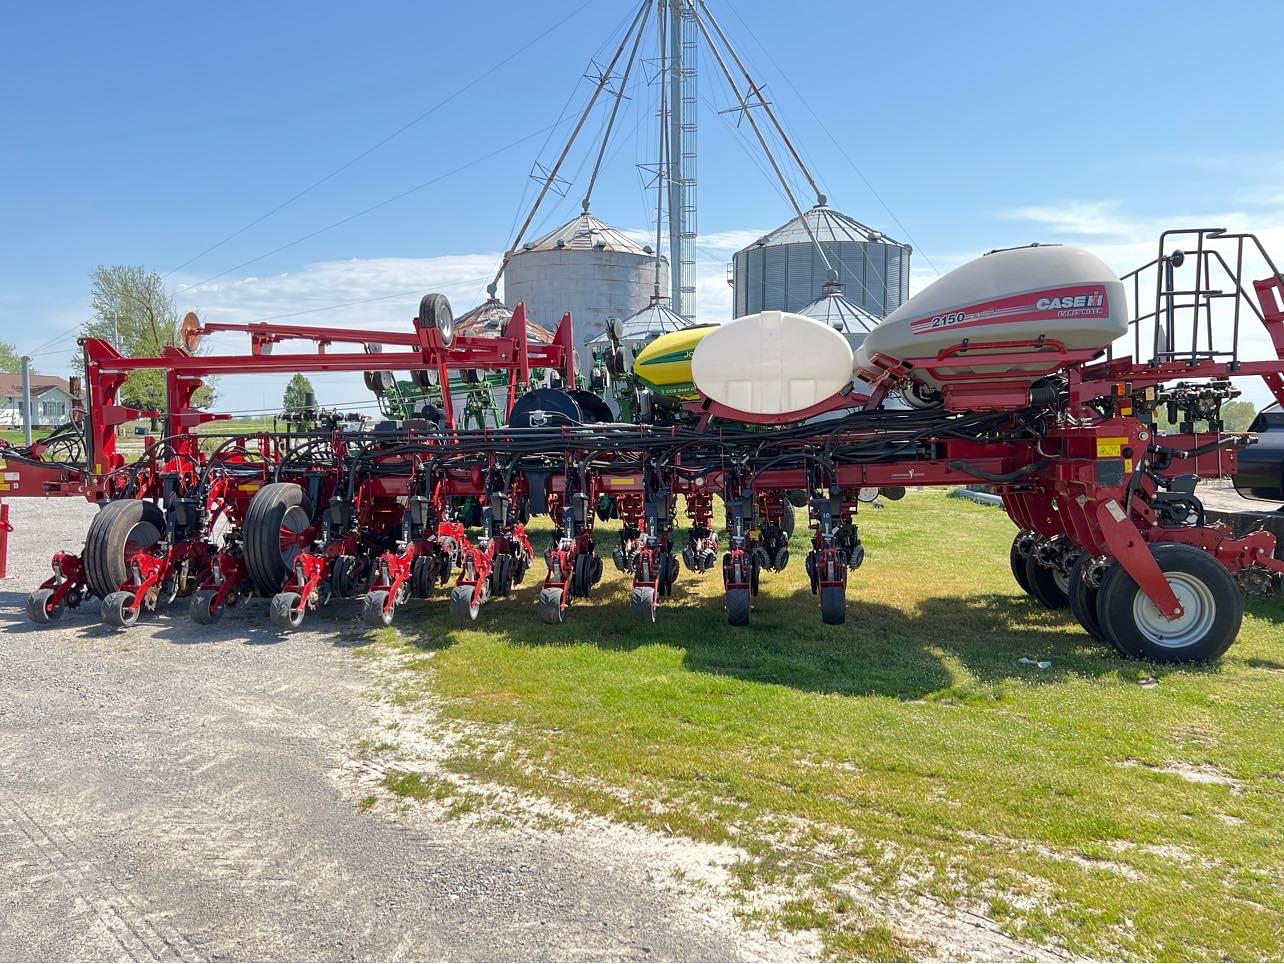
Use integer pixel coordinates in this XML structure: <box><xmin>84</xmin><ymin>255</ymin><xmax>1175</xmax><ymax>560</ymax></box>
<box><xmin>161</xmin><ymin>0</ymin><xmax>595</xmax><ymax>281</ymax></box>
<box><xmin>175</xmin><ymin>118</ymin><xmax>574</xmax><ymax>298</ymax></box>
<box><xmin>722</xmin><ymin>4</ymin><xmax>940</xmax><ymax>278</ymax></box>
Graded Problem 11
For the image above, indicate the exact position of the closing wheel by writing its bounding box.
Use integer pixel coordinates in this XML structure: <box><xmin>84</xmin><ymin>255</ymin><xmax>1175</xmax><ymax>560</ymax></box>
<box><xmin>361</xmin><ymin>590</ymin><xmax>394</xmax><ymax>628</ymax></box>
<box><xmin>1024</xmin><ymin>552</ymin><xmax>1069</xmax><ymax>610</ymax></box>
<box><xmin>726</xmin><ymin>587</ymin><xmax>750</xmax><ymax>626</ymax></box>
<box><xmin>820</xmin><ymin>585</ymin><xmax>846</xmax><ymax>625</ymax></box>
<box><xmin>1067</xmin><ymin>556</ymin><xmax>1106</xmax><ymax>642</ymax></box>
<box><xmin>26</xmin><ymin>588</ymin><xmax>63</xmax><ymax>624</ymax></box>
<box><xmin>269</xmin><ymin>591</ymin><xmax>305</xmax><ymax>631</ymax></box>
<box><xmin>244</xmin><ymin>483</ymin><xmax>315</xmax><ymax>596</ymax></box>
<box><xmin>450</xmin><ymin>584</ymin><xmax>481</xmax><ymax>621</ymax></box>
<box><xmin>83</xmin><ymin>499</ymin><xmax>165</xmax><ymax>600</ymax></box>
<box><xmin>189</xmin><ymin>590</ymin><xmax>221</xmax><ymax>625</ymax></box>
<box><xmin>489</xmin><ymin>555</ymin><xmax>513</xmax><ymax>597</ymax></box>
<box><xmin>1097</xmin><ymin>544</ymin><xmax>1242</xmax><ymax>663</ymax></box>
<box><xmin>538</xmin><ymin>586</ymin><xmax>565</xmax><ymax>624</ymax></box>
<box><xmin>630</xmin><ymin>586</ymin><xmax>657</xmax><ymax>622</ymax></box>
<box><xmin>101</xmin><ymin>590</ymin><xmax>139</xmax><ymax>629</ymax></box>
<box><xmin>573</xmin><ymin>554</ymin><xmax>594</xmax><ymax>598</ymax></box>
<box><xmin>1010</xmin><ymin>533</ymin><xmax>1033</xmax><ymax>595</ymax></box>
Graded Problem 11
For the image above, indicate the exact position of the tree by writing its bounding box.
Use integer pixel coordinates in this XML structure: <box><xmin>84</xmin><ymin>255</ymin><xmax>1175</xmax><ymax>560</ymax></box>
<box><xmin>80</xmin><ymin>265</ymin><xmax>215</xmax><ymax>412</ymax></box>
<box><xmin>1220</xmin><ymin>400</ymin><xmax>1257</xmax><ymax>433</ymax></box>
<box><xmin>282</xmin><ymin>373</ymin><xmax>316</xmax><ymax>415</ymax></box>
<box><xmin>0</xmin><ymin>340</ymin><xmax>26</xmax><ymax>375</ymax></box>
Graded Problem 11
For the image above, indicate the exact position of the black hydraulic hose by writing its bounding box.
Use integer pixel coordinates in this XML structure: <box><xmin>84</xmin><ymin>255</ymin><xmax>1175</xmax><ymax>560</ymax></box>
<box><xmin>1153</xmin><ymin>434</ymin><xmax>1252</xmax><ymax>460</ymax></box>
<box><xmin>946</xmin><ymin>459</ymin><xmax>1048</xmax><ymax>484</ymax></box>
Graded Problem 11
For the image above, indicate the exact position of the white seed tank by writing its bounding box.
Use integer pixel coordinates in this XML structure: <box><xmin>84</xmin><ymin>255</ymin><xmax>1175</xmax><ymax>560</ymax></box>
<box><xmin>852</xmin><ymin>244</ymin><xmax>1129</xmax><ymax>397</ymax></box>
<box><xmin>692</xmin><ymin>310</ymin><xmax>854</xmax><ymax>416</ymax></box>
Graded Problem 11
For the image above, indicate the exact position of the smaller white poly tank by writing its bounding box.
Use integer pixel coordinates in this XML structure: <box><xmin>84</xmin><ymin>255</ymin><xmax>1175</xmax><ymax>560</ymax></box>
<box><xmin>853</xmin><ymin>244</ymin><xmax>1129</xmax><ymax>395</ymax></box>
<box><xmin>692</xmin><ymin>310</ymin><xmax>853</xmax><ymax>416</ymax></box>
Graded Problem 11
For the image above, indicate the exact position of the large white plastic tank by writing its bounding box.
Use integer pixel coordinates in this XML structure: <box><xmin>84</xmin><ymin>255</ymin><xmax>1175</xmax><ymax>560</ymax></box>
<box><xmin>853</xmin><ymin>244</ymin><xmax>1129</xmax><ymax>393</ymax></box>
<box><xmin>692</xmin><ymin>310</ymin><xmax>853</xmax><ymax>415</ymax></box>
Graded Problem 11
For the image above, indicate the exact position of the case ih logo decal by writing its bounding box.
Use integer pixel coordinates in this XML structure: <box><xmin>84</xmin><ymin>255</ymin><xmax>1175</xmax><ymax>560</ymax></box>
<box><xmin>910</xmin><ymin>285</ymin><xmax>1109</xmax><ymax>336</ymax></box>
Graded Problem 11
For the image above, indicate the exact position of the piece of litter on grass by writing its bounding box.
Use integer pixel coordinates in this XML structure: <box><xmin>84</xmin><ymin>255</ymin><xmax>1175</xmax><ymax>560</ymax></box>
<box><xmin>1138</xmin><ymin>676</ymin><xmax>1159</xmax><ymax>688</ymax></box>
<box><xmin>1018</xmin><ymin>657</ymin><xmax>1052</xmax><ymax>669</ymax></box>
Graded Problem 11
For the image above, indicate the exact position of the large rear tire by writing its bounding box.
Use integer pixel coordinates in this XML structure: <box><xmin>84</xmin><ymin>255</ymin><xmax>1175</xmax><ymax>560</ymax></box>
<box><xmin>83</xmin><ymin>499</ymin><xmax>165</xmax><ymax>600</ymax></box>
<box><xmin>1096</xmin><ymin>544</ymin><xmax>1242</xmax><ymax>663</ymax></box>
<box><xmin>244</xmin><ymin>483</ymin><xmax>314</xmax><ymax>596</ymax></box>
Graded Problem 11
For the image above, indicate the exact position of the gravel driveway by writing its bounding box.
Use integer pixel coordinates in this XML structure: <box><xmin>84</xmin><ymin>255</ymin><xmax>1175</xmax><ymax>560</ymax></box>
<box><xmin>0</xmin><ymin>498</ymin><xmax>793</xmax><ymax>962</ymax></box>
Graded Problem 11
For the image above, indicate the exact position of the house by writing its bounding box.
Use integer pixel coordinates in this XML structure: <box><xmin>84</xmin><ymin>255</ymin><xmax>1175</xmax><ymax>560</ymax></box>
<box><xmin>0</xmin><ymin>373</ymin><xmax>81</xmax><ymax>428</ymax></box>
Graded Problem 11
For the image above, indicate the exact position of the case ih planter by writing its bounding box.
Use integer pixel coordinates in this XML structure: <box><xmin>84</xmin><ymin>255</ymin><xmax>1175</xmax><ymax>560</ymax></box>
<box><xmin>17</xmin><ymin>229</ymin><xmax>1284</xmax><ymax>664</ymax></box>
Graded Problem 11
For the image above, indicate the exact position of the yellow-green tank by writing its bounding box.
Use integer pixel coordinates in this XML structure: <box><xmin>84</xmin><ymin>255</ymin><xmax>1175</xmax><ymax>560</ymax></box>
<box><xmin>631</xmin><ymin>325</ymin><xmax>716</xmax><ymax>401</ymax></box>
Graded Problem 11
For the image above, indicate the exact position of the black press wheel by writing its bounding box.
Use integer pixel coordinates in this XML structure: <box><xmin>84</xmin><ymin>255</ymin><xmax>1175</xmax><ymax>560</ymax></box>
<box><xmin>26</xmin><ymin>588</ymin><xmax>62</xmax><ymax>624</ymax></box>
<box><xmin>83</xmin><ymin>499</ymin><xmax>165</xmax><ymax>600</ymax></box>
<box><xmin>269</xmin><ymin>591</ymin><xmax>306</xmax><ymax>631</ymax></box>
<box><xmin>726</xmin><ymin>587</ymin><xmax>751</xmax><ymax>626</ymax></box>
<box><xmin>820</xmin><ymin>585</ymin><xmax>846</xmax><ymax>625</ymax></box>
<box><xmin>362</xmin><ymin>590</ymin><xmax>394</xmax><ymax>628</ymax></box>
<box><xmin>489</xmin><ymin>555</ymin><xmax>513</xmax><ymax>597</ymax></box>
<box><xmin>538</xmin><ymin>586</ymin><xmax>565</xmax><ymax>624</ymax></box>
<box><xmin>1096</xmin><ymin>544</ymin><xmax>1242</xmax><ymax>663</ymax></box>
<box><xmin>189</xmin><ymin>589</ymin><xmax>221</xmax><ymax>625</ymax></box>
<box><xmin>1009</xmin><ymin>532</ymin><xmax>1033</xmax><ymax>595</ymax></box>
<box><xmin>1024</xmin><ymin>552</ymin><xmax>1069</xmax><ymax>610</ymax></box>
<box><xmin>630</xmin><ymin>586</ymin><xmax>656</xmax><ymax>622</ymax></box>
<box><xmin>244</xmin><ymin>483</ymin><xmax>315</xmax><ymax>597</ymax></box>
<box><xmin>450</xmin><ymin>584</ymin><xmax>481</xmax><ymax>621</ymax></box>
<box><xmin>101</xmin><ymin>590</ymin><xmax>139</xmax><ymax>629</ymax></box>
<box><xmin>1067</xmin><ymin>556</ymin><xmax>1107</xmax><ymax>643</ymax></box>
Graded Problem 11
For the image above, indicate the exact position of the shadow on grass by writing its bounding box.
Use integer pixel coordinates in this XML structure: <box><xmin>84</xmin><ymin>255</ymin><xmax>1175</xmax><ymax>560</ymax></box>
<box><xmin>482</xmin><ymin>578</ymin><xmax>1229</xmax><ymax>700</ymax></box>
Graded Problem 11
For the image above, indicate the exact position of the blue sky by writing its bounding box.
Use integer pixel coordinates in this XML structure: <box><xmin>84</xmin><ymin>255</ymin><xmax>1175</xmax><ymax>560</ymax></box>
<box><xmin>3</xmin><ymin>0</ymin><xmax>1283</xmax><ymax>409</ymax></box>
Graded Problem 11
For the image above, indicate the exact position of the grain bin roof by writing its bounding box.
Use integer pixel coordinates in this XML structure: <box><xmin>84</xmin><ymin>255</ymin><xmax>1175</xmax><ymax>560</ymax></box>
<box><xmin>587</xmin><ymin>298</ymin><xmax>692</xmax><ymax>344</ymax></box>
<box><xmin>743</xmin><ymin>204</ymin><xmax>905</xmax><ymax>250</ymax></box>
<box><xmin>519</xmin><ymin>211</ymin><xmax>654</xmax><ymax>256</ymax></box>
<box><xmin>798</xmin><ymin>284</ymin><xmax>880</xmax><ymax>333</ymax></box>
<box><xmin>454</xmin><ymin>297</ymin><xmax>554</xmax><ymax>344</ymax></box>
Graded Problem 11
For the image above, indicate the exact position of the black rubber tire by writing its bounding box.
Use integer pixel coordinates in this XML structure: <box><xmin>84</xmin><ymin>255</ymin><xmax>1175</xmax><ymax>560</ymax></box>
<box><xmin>330</xmin><ymin>555</ymin><xmax>359</xmax><ymax>599</ymax></box>
<box><xmin>1025</xmin><ymin>553</ymin><xmax>1069</xmax><ymax>610</ymax></box>
<box><xmin>450</xmin><ymin>584</ymin><xmax>481</xmax><ymax>621</ymax></box>
<box><xmin>244</xmin><ymin>483</ymin><xmax>314</xmax><ymax>597</ymax></box>
<box><xmin>189</xmin><ymin>590</ymin><xmax>221</xmax><ymax>625</ymax></box>
<box><xmin>1067</xmin><ymin>556</ymin><xmax>1106</xmax><ymax>642</ymax></box>
<box><xmin>630</xmin><ymin>586</ymin><xmax>656</xmax><ymax>622</ymax></box>
<box><xmin>362</xmin><ymin>590</ymin><xmax>394</xmax><ymax>628</ymax></box>
<box><xmin>820</xmin><ymin>585</ymin><xmax>846</xmax><ymax>625</ymax></box>
<box><xmin>750</xmin><ymin>555</ymin><xmax>761</xmax><ymax>597</ymax></box>
<box><xmin>573</xmin><ymin>554</ymin><xmax>594</xmax><ymax>598</ymax></box>
<box><xmin>27</xmin><ymin>588</ymin><xmax>61</xmax><ymax>624</ymax></box>
<box><xmin>538</xmin><ymin>586</ymin><xmax>565</xmax><ymax>624</ymax></box>
<box><xmin>1010</xmin><ymin>534</ymin><xmax>1033</xmax><ymax>595</ymax></box>
<box><xmin>83</xmin><ymin>499</ymin><xmax>165</xmax><ymax>600</ymax></box>
<box><xmin>269</xmin><ymin>591</ymin><xmax>305</xmax><ymax>630</ymax></box>
<box><xmin>1096</xmin><ymin>544</ymin><xmax>1242</xmax><ymax>663</ymax></box>
<box><xmin>101</xmin><ymin>590</ymin><xmax>139</xmax><ymax>629</ymax></box>
<box><xmin>418</xmin><ymin>293</ymin><xmax>454</xmax><ymax>346</ymax></box>
<box><xmin>726</xmin><ymin>587</ymin><xmax>750</xmax><ymax>626</ymax></box>
<box><xmin>781</xmin><ymin>501</ymin><xmax>796</xmax><ymax>538</ymax></box>
<box><xmin>412</xmin><ymin>556</ymin><xmax>434</xmax><ymax>598</ymax></box>
<box><xmin>489</xmin><ymin>555</ymin><xmax>512</xmax><ymax>597</ymax></box>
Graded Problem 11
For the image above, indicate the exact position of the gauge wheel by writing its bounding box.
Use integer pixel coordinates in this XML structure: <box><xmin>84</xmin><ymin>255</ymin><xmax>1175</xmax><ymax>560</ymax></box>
<box><xmin>1096</xmin><ymin>544</ymin><xmax>1241</xmax><ymax>663</ymax></box>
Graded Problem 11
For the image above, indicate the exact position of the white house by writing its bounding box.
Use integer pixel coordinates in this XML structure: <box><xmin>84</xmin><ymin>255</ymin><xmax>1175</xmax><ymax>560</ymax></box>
<box><xmin>0</xmin><ymin>373</ymin><xmax>81</xmax><ymax>428</ymax></box>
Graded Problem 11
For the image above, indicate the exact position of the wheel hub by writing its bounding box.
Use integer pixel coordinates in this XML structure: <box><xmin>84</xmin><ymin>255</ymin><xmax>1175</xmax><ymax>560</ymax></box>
<box><xmin>1132</xmin><ymin>573</ymin><xmax>1216</xmax><ymax>648</ymax></box>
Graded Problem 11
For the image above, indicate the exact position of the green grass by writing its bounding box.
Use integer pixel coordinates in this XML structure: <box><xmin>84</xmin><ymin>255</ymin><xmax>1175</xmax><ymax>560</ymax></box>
<box><xmin>375</xmin><ymin>490</ymin><xmax>1284</xmax><ymax>960</ymax></box>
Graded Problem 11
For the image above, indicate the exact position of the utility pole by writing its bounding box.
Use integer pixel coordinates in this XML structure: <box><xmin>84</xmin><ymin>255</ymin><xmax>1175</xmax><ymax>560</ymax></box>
<box><xmin>20</xmin><ymin>355</ymin><xmax>32</xmax><ymax>445</ymax></box>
